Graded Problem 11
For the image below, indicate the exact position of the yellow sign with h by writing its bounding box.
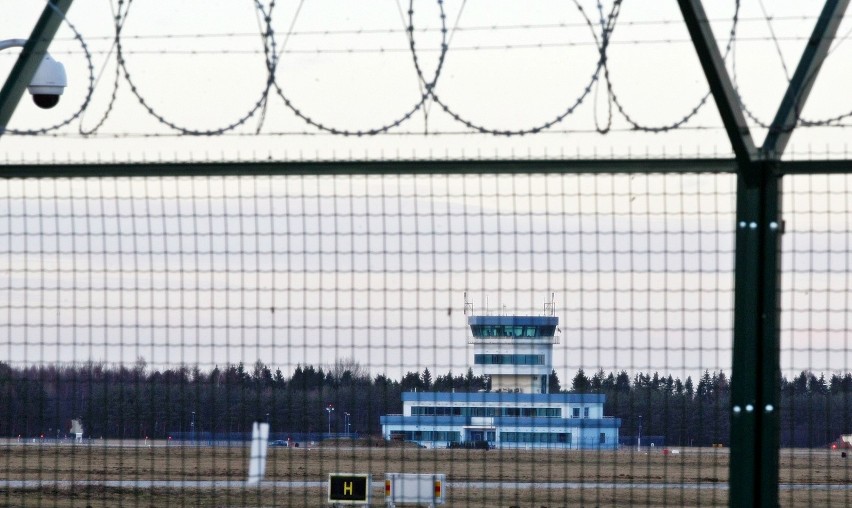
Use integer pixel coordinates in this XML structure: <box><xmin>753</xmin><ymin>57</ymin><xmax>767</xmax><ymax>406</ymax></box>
<box><xmin>327</xmin><ymin>473</ymin><xmax>371</xmax><ymax>504</ymax></box>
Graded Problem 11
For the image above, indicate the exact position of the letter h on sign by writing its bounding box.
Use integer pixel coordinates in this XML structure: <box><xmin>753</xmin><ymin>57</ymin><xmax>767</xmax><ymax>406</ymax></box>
<box><xmin>328</xmin><ymin>473</ymin><xmax>370</xmax><ymax>505</ymax></box>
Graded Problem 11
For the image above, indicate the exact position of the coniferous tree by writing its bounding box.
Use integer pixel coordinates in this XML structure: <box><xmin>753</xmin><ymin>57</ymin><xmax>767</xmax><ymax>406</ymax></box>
<box><xmin>571</xmin><ymin>369</ymin><xmax>590</xmax><ymax>393</ymax></box>
<box><xmin>548</xmin><ymin>369</ymin><xmax>561</xmax><ymax>393</ymax></box>
<box><xmin>2</xmin><ymin>360</ymin><xmax>851</xmax><ymax>447</ymax></box>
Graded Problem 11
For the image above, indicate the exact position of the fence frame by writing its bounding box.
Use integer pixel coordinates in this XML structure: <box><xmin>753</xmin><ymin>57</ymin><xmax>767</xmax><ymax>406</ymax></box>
<box><xmin>680</xmin><ymin>0</ymin><xmax>849</xmax><ymax>505</ymax></box>
<box><xmin>1</xmin><ymin>1</ymin><xmax>852</xmax><ymax>507</ymax></box>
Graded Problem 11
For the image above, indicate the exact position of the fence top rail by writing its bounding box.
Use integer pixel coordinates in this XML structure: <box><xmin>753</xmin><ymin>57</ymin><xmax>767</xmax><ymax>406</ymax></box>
<box><xmin>3</xmin><ymin>157</ymin><xmax>850</xmax><ymax>179</ymax></box>
<box><xmin>0</xmin><ymin>158</ymin><xmax>740</xmax><ymax>179</ymax></box>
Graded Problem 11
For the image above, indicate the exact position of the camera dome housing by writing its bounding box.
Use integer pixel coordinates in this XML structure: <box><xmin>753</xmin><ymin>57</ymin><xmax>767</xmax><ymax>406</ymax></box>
<box><xmin>26</xmin><ymin>54</ymin><xmax>66</xmax><ymax>109</ymax></box>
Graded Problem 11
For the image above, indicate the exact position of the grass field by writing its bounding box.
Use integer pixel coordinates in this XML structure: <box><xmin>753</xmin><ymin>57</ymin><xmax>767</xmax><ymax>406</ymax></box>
<box><xmin>1</xmin><ymin>440</ymin><xmax>850</xmax><ymax>507</ymax></box>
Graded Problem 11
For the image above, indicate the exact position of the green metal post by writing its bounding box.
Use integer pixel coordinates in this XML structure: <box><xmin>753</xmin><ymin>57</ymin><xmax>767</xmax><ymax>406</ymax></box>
<box><xmin>747</xmin><ymin>5</ymin><xmax>849</xmax><ymax>503</ymax></box>
<box><xmin>0</xmin><ymin>0</ymin><xmax>74</xmax><ymax>135</ymax></box>
<box><xmin>679</xmin><ymin>0</ymin><xmax>847</xmax><ymax>504</ymax></box>
<box><xmin>731</xmin><ymin>164</ymin><xmax>781</xmax><ymax>507</ymax></box>
<box><xmin>758</xmin><ymin>166</ymin><xmax>782</xmax><ymax>507</ymax></box>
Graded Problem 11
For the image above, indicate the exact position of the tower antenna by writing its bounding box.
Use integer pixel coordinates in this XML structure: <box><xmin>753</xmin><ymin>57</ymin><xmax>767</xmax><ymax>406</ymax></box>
<box><xmin>544</xmin><ymin>292</ymin><xmax>556</xmax><ymax>317</ymax></box>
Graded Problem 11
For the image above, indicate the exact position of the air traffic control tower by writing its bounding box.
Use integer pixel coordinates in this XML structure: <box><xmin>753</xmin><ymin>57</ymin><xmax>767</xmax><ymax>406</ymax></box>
<box><xmin>466</xmin><ymin>293</ymin><xmax>558</xmax><ymax>394</ymax></box>
<box><xmin>380</xmin><ymin>293</ymin><xmax>621</xmax><ymax>449</ymax></box>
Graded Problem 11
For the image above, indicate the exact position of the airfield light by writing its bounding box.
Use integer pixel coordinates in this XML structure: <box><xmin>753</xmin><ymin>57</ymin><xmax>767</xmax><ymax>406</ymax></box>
<box><xmin>326</xmin><ymin>405</ymin><xmax>335</xmax><ymax>436</ymax></box>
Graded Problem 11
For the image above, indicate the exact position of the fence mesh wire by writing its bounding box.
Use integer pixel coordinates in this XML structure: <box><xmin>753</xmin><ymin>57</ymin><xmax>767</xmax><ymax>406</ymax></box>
<box><xmin>779</xmin><ymin>173</ymin><xmax>852</xmax><ymax>507</ymax></box>
<box><xmin>0</xmin><ymin>171</ymin><xmax>748</xmax><ymax>506</ymax></box>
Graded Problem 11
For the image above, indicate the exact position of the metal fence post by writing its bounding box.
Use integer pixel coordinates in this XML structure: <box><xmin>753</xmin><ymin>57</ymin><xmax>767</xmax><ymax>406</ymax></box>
<box><xmin>730</xmin><ymin>164</ymin><xmax>781</xmax><ymax>507</ymax></box>
<box><xmin>679</xmin><ymin>0</ymin><xmax>848</xmax><ymax>504</ymax></box>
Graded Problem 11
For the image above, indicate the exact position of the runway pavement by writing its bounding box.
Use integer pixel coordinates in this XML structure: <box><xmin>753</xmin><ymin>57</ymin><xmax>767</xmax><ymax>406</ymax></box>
<box><xmin>1</xmin><ymin>479</ymin><xmax>850</xmax><ymax>491</ymax></box>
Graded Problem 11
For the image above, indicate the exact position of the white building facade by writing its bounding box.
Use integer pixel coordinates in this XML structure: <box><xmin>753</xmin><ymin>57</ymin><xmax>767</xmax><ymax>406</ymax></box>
<box><xmin>380</xmin><ymin>299</ymin><xmax>621</xmax><ymax>449</ymax></box>
<box><xmin>381</xmin><ymin>392</ymin><xmax>620</xmax><ymax>449</ymax></box>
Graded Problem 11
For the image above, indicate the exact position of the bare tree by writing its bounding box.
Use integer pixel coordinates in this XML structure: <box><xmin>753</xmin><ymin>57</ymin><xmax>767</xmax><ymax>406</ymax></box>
<box><xmin>327</xmin><ymin>357</ymin><xmax>370</xmax><ymax>384</ymax></box>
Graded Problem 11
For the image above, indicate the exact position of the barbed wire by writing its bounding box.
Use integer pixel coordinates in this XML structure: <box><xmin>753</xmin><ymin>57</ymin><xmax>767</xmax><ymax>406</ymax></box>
<box><xmin>267</xmin><ymin>0</ymin><xmax>450</xmax><ymax>137</ymax></box>
<box><xmin>4</xmin><ymin>1</ymin><xmax>851</xmax><ymax>138</ymax></box>
<box><xmin>25</xmin><ymin>124</ymin><xmax>733</xmax><ymax>139</ymax></box>
<box><xmin>727</xmin><ymin>4</ymin><xmax>852</xmax><ymax>133</ymax></box>
<box><xmin>423</xmin><ymin>0</ymin><xmax>617</xmax><ymax>136</ymax></box>
<box><xmin>112</xmin><ymin>0</ymin><xmax>276</xmax><ymax>135</ymax></box>
<box><xmin>26</xmin><ymin>121</ymin><xmax>852</xmax><ymax>142</ymax></box>
<box><xmin>44</xmin><ymin>14</ymin><xmax>824</xmax><ymax>42</ymax></box>
<box><xmin>76</xmin><ymin>0</ymin><xmax>124</xmax><ymax>136</ymax></box>
<box><xmin>9</xmin><ymin>35</ymin><xmax>837</xmax><ymax>57</ymax></box>
<box><xmin>597</xmin><ymin>0</ymin><xmax>740</xmax><ymax>134</ymax></box>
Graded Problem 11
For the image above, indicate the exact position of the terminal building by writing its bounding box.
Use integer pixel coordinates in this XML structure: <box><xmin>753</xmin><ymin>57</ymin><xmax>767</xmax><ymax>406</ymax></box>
<box><xmin>380</xmin><ymin>295</ymin><xmax>621</xmax><ymax>449</ymax></box>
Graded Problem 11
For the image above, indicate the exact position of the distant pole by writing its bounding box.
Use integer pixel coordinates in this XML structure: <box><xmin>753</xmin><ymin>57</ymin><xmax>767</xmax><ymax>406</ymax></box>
<box><xmin>191</xmin><ymin>411</ymin><xmax>196</xmax><ymax>444</ymax></box>
<box><xmin>637</xmin><ymin>415</ymin><xmax>642</xmax><ymax>451</ymax></box>
<box><xmin>345</xmin><ymin>412</ymin><xmax>350</xmax><ymax>436</ymax></box>
<box><xmin>326</xmin><ymin>405</ymin><xmax>335</xmax><ymax>436</ymax></box>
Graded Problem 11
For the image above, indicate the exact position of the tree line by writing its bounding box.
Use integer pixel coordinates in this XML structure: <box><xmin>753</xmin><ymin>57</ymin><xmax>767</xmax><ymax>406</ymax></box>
<box><xmin>1</xmin><ymin>359</ymin><xmax>850</xmax><ymax>447</ymax></box>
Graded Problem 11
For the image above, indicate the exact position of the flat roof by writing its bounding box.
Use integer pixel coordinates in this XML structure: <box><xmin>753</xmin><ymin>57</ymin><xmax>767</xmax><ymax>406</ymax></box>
<box><xmin>380</xmin><ymin>415</ymin><xmax>622</xmax><ymax>429</ymax></box>
<box><xmin>467</xmin><ymin>316</ymin><xmax>558</xmax><ymax>327</ymax></box>
<box><xmin>401</xmin><ymin>392</ymin><xmax>605</xmax><ymax>404</ymax></box>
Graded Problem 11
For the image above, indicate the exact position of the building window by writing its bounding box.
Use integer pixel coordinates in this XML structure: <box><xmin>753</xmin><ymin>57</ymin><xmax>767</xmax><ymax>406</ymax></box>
<box><xmin>471</xmin><ymin>325</ymin><xmax>556</xmax><ymax>338</ymax></box>
<box><xmin>474</xmin><ymin>354</ymin><xmax>545</xmax><ymax>365</ymax></box>
<box><xmin>600</xmin><ymin>433</ymin><xmax>606</xmax><ymax>444</ymax></box>
<box><xmin>410</xmin><ymin>405</ymin><xmax>561</xmax><ymax>417</ymax></box>
<box><xmin>572</xmin><ymin>407</ymin><xmax>580</xmax><ymax>418</ymax></box>
<box><xmin>500</xmin><ymin>432</ymin><xmax>570</xmax><ymax>444</ymax></box>
<box><xmin>584</xmin><ymin>407</ymin><xmax>590</xmax><ymax>418</ymax></box>
<box><xmin>403</xmin><ymin>431</ymin><xmax>461</xmax><ymax>442</ymax></box>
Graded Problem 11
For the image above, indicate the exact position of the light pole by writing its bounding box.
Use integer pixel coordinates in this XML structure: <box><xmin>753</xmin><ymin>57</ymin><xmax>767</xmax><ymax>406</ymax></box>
<box><xmin>191</xmin><ymin>411</ymin><xmax>196</xmax><ymax>444</ymax></box>
<box><xmin>344</xmin><ymin>412</ymin><xmax>350</xmax><ymax>436</ymax></box>
<box><xmin>637</xmin><ymin>415</ymin><xmax>643</xmax><ymax>451</ymax></box>
<box><xmin>325</xmin><ymin>404</ymin><xmax>334</xmax><ymax>437</ymax></box>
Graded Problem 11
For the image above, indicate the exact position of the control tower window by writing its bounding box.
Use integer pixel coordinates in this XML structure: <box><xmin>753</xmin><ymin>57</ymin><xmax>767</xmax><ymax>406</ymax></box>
<box><xmin>471</xmin><ymin>325</ymin><xmax>555</xmax><ymax>338</ymax></box>
<box><xmin>474</xmin><ymin>354</ymin><xmax>545</xmax><ymax>365</ymax></box>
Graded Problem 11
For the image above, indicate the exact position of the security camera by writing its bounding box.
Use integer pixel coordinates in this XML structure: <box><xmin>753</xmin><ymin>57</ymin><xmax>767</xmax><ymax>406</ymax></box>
<box><xmin>27</xmin><ymin>54</ymin><xmax>66</xmax><ymax>109</ymax></box>
<box><xmin>0</xmin><ymin>39</ymin><xmax>68</xmax><ymax>109</ymax></box>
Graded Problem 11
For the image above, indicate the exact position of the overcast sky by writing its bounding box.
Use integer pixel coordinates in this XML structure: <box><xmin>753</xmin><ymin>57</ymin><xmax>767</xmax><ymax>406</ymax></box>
<box><xmin>1</xmin><ymin>1</ymin><xmax>852</xmax><ymax>381</ymax></box>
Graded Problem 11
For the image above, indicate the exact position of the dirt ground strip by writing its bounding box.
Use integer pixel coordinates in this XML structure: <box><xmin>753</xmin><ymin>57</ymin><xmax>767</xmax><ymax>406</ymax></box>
<box><xmin>1</xmin><ymin>486</ymin><xmax>850</xmax><ymax>508</ymax></box>
<box><xmin>1</xmin><ymin>441</ymin><xmax>850</xmax><ymax>506</ymax></box>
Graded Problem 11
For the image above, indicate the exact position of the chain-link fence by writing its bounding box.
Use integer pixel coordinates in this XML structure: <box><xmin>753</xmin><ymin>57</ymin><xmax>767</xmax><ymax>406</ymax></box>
<box><xmin>0</xmin><ymin>169</ymin><xmax>765</xmax><ymax>507</ymax></box>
